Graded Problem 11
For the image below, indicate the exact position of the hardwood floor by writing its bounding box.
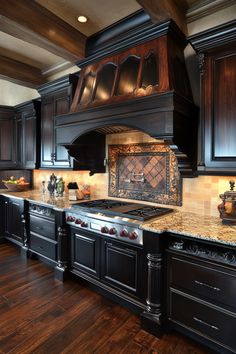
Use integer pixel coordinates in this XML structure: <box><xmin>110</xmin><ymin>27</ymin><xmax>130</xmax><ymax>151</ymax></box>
<box><xmin>0</xmin><ymin>242</ymin><xmax>212</xmax><ymax>354</ymax></box>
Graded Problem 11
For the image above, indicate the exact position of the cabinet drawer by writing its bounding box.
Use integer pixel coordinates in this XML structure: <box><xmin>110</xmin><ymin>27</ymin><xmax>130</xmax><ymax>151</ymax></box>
<box><xmin>30</xmin><ymin>215</ymin><xmax>55</xmax><ymax>240</ymax></box>
<box><xmin>169</xmin><ymin>291</ymin><xmax>236</xmax><ymax>352</ymax></box>
<box><xmin>30</xmin><ymin>233</ymin><xmax>57</xmax><ymax>260</ymax></box>
<box><xmin>169</xmin><ymin>255</ymin><xmax>236</xmax><ymax>310</ymax></box>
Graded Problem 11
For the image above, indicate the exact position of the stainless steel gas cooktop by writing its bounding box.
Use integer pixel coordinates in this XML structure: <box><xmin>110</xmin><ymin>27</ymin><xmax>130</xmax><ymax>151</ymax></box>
<box><xmin>66</xmin><ymin>199</ymin><xmax>173</xmax><ymax>245</ymax></box>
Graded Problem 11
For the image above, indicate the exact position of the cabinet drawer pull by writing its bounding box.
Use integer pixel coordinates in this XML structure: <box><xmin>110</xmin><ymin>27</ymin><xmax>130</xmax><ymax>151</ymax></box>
<box><xmin>194</xmin><ymin>280</ymin><xmax>221</xmax><ymax>292</ymax></box>
<box><xmin>193</xmin><ymin>316</ymin><xmax>219</xmax><ymax>331</ymax></box>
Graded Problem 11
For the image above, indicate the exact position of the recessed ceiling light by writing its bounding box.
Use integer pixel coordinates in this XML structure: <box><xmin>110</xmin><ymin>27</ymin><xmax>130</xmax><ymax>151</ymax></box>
<box><xmin>77</xmin><ymin>15</ymin><xmax>88</xmax><ymax>23</ymax></box>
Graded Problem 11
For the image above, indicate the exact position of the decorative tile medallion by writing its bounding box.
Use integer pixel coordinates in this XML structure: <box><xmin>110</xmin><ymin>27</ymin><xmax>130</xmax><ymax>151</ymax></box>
<box><xmin>108</xmin><ymin>143</ymin><xmax>182</xmax><ymax>206</ymax></box>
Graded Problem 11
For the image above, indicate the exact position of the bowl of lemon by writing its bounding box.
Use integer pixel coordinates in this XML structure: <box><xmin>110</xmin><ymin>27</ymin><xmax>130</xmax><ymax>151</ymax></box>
<box><xmin>3</xmin><ymin>176</ymin><xmax>30</xmax><ymax>192</ymax></box>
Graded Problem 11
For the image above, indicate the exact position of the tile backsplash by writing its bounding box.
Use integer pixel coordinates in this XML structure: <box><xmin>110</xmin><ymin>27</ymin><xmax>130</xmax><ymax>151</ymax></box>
<box><xmin>33</xmin><ymin>131</ymin><xmax>235</xmax><ymax>217</ymax></box>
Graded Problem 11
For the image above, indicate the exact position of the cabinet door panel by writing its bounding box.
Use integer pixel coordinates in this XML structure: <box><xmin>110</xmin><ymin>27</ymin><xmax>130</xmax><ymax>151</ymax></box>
<box><xmin>71</xmin><ymin>228</ymin><xmax>100</xmax><ymax>278</ymax></box>
<box><xmin>41</xmin><ymin>88</ymin><xmax>71</xmax><ymax>168</ymax></box>
<box><xmin>0</xmin><ymin>118</ymin><xmax>16</xmax><ymax>167</ymax></box>
<box><xmin>10</xmin><ymin>199</ymin><xmax>23</xmax><ymax>243</ymax></box>
<box><xmin>4</xmin><ymin>197</ymin><xmax>23</xmax><ymax>245</ymax></box>
<box><xmin>202</xmin><ymin>47</ymin><xmax>236</xmax><ymax>172</ymax></box>
<box><xmin>24</xmin><ymin>115</ymin><xmax>36</xmax><ymax>168</ymax></box>
<box><xmin>212</xmin><ymin>53</ymin><xmax>236</xmax><ymax>159</ymax></box>
<box><xmin>101</xmin><ymin>239</ymin><xmax>144</xmax><ymax>299</ymax></box>
<box><xmin>16</xmin><ymin>116</ymin><xmax>23</xmax><ymax>167</ymax></box>
<box><xmin>54</xmin><ymin>93</ymin><xmax>71</xmax><ymax>166</ymax></box>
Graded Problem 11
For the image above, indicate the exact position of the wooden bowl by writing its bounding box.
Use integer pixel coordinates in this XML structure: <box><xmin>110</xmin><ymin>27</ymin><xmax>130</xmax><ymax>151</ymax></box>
<box><xmin>4</xmin><ymin>182</ymin><xmax>30</xmax><ymax>192</ymax></box>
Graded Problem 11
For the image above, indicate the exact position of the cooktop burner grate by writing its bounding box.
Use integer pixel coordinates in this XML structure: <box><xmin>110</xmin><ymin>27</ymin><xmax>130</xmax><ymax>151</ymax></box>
<box><xmin>124</xmin><ymin>206</ymin><xmax>173</xmax><ymax>221</ymax></box>
<box><xmin>72</xmin><ymin>199</ymin><xmax>173</xmax><ymax>221</ymax></box>
<box><xmin>73</xmin><ymin>199</ymin><xmax>128</xmax><ymax>209</ymax></box>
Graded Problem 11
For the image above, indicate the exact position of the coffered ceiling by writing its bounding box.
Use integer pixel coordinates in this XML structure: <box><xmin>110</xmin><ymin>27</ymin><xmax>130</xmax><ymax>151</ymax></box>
<box><xmin>0</xmin><ymin>0</ymin><xmax>235</xmax><ymax>88</ymax></box>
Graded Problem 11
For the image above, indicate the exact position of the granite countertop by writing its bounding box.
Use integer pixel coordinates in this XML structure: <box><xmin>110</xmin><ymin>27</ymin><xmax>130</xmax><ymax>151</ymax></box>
<box><xmin>141</xmin><ymin>210</ymin><xmax>236</xmax><ymax>246</ymax></box>
<box><xmin>1</xmin><ymin>189</ymin><xmax>236</xmax><ymax>246</ymax></box>
<box><xmin>0</xmin><ymin>189</ymin><xmax>78</xmax><ymax>210</ymax></box>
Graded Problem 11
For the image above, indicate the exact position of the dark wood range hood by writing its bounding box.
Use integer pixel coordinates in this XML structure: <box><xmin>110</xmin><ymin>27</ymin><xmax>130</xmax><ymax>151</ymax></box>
<box><xmin>55</xmin><ymin>13</ymin><xmax>198</xmax><ymax>176</ymax></box>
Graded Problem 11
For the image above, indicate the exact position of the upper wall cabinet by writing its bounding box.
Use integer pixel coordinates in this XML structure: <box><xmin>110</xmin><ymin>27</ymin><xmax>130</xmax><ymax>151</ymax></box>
<box><xmin>38</xmin><ymin>75</ymin><xmax>78</xmax><ymax>169</ymax></box>
<box><xmin>189</xmin><ymin>20</ymin><xmax>236</xmax><ymax>174</ymax></box>
<box><xmin>0</xmin><ymin>106</ymin><xmax>17</xmax><ymax>169</ymax></box>
<box><xmin>15</xmin><ymin>100</ymin><xmax>41</xmax><ymax>169</ymax></box>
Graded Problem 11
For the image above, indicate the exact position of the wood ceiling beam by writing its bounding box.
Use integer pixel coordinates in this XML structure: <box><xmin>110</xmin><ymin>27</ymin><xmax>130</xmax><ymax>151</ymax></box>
<box><xmin>0</xmin><ymin>55</ymin><xmax>45</xmax><ymax>88</ymax></box>
<box><xmin>0</xmin><ymin>0</ymin><xmax>86</xmax><ymax>62</ymax></box>
<box><xmin>137</xmin><ymin>0</ymin><xmax>188</xmax><ymax>34</ymax></box>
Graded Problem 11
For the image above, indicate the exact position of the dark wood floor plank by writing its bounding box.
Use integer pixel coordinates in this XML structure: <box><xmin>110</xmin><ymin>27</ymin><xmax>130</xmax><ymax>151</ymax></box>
<box><xmin>61</xmin><ymin>304</ymin><xmax>131</xmax><ymax>354</ymax></box>
<box><xmin>0</xmin><ymin>243</ymin><xmax>212</xmax><ymax>354</ymax></box>
<box><xmin>93</xmin><ymin>315</ymin><xmax>140</xmax><ymax>354</ymax></box>
<box><xmin>4</xmin><ymin>289</ymin><xmax>104</xmax><ymax>353</ymax></box>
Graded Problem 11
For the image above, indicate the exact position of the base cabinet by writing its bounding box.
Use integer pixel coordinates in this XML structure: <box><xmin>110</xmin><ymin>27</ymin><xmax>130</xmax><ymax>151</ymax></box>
<box><xmin>166</xmin><ymin>242</ymin><xmax>236</xmax><ymax>354</ymax></box>
<box><xmin>70</xmin><ymin>227</ymin><xmax>146</xmax><ymax>302</ymax></box>
<box><xmin>3</xmin><ymin>196</ymin><xmax>24</xmax><ymax>245</ymax></box>
<box><xmin>28</xmin><ymin>203</ymin><xmax>57</xmax><ymax>262</ymax></box>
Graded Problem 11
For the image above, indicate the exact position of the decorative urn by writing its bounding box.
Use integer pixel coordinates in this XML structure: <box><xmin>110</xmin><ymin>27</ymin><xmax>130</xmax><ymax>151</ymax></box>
<box><xmin>218</xmin><ymin>180</ymin><xmax>236</xmax><ymax>224</ymax></box>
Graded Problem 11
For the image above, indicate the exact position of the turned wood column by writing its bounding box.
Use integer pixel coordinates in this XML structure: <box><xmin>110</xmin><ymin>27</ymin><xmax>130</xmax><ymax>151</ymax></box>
<box><xmin>141</xmin><ymin>252</ymin><xmax>163</xmax><ymax>337</ymax></box>
<box><xmin>20</xmin><ymin>210</ymin><xmax>29</xmax><ymax>258</ymax></box>
<box><xmin>55</xmin><ymin>226</ymin><xmax>69</xmax><ymax>281</ymax></box>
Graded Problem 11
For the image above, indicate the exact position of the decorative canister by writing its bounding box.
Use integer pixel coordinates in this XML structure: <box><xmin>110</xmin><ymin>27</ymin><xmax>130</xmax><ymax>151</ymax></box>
<box><xmin>218</xmin><ymin>180</ymin><xmax>236</xmax><ymax>224</ymax></box>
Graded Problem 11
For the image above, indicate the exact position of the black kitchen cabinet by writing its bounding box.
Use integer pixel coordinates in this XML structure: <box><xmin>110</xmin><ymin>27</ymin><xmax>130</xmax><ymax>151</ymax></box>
<box><xmin>189</xmin><ymin>21</ymin><xmax>236</xmax><ymax>174</ymax></box>
<box><xmin>28</xmin><ymin>203</ymin><xmax>57</xmax><ymax>261</ymax></box>
<box><xmin>15</xmin><ymin>100</ymin><xmax>41</xmax><ymax>169</ymax></box>
<box><xmin>101</xmin><ymin>238</ymin><xmax>145</xmax><ymax>299</ymax></box>
<box><xmin>166</xmin><ymin>237</ymin><xmax>236</xmax><ymax>354</ymax></box>
<box><xmin>38</xmin><ymin>75</ymin><xmax>78</xmax><ymax>169</ymax></box>
<box><xmin>70</xmin><ymin>227</ymin><xmax>100</xmax><ymax>279</ymax></box>
<box><xmin>0</xmin><ymin>106</ymin><xmax>17</xmax><ymax>169</ymax></box>
<box><xmin>3</xmin><ymin>196</ymin><xmax>24</xmax><ymax>246</ymax></box>
<box><xmin>70</xmin><ymin>226</ymin><xmax>146</xmax><ymax>301</ymax></box>
<box><xmin>0</xmin><ymin>195</ymin><xmax>5</xmax><ymax>242</ymax></box>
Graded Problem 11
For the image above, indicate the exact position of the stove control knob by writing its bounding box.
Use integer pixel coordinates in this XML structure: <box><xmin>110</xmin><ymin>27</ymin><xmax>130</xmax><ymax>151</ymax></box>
<box><xmin>101</xmin><ymin>226</ymin><xmax>109</xmax><ymax>234</ymax></box>
<box><xmin>75</xmin><ymin>219</ymin><xmax>82</xmax><ymax>225</ymax></box>
<box><xmin>67</xmin><ymin>215</ymin><xmax>74</xmax><ymax>222</ymax></box>
<box><xmin>120</xmin><ymin>229</ymin><xmax>128</xmax><ymax>237</ymax></box>
<box><xmin>129</xmin><ymin>231</ymin><xmax>138</xmax><ymax>240</ymax></box>
<box><xmin>66</xmin><ymin>216</ymin><xmax>71</xmax><ymax>222</ymax></box>
<box><xmin>81</xmin><ymin>221</ymin><xmax>88</xmax><ymax>228</ymax></box>
<box><xmin>109</xmin><ymin>227</ymin><xmax>117</xmax><ymax>235</ymax></box>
